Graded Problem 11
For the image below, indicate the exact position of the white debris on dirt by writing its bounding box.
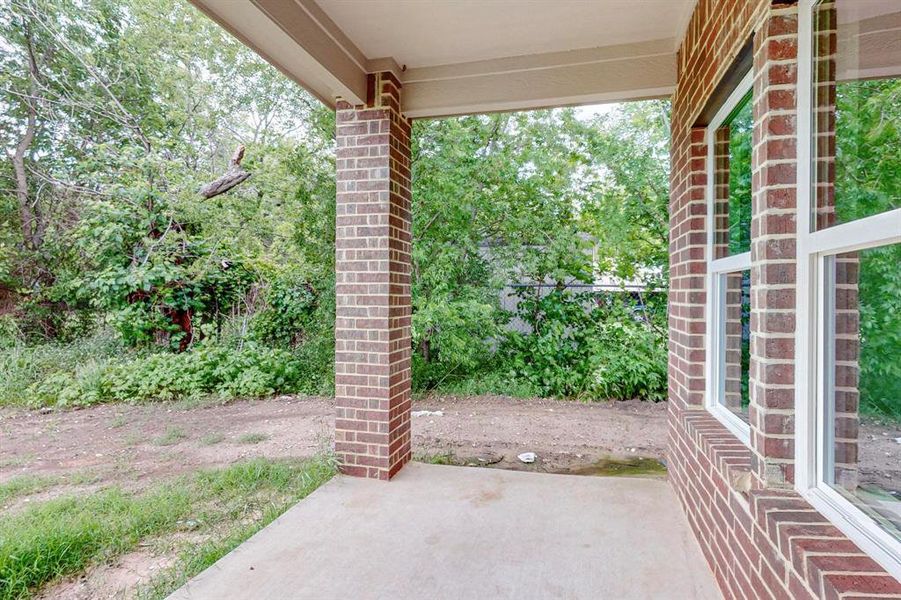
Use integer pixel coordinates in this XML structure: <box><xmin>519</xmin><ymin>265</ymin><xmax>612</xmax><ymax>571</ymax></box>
<box><xmin>517</xmin><ymin>452</ymin><xmax>537</xmax><ymax>464</ymax></box>
<box><xmin>412</xmin><ymin>410</ymin><xmax>444</xmax><ymax>417</ymax></box>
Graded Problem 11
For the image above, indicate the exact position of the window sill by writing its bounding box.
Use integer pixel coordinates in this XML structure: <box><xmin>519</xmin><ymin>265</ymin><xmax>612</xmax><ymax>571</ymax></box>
<box><xmin>678</xmin><ymin>408</ymin><xmax>753</xmax><ymax>496</ymax></box>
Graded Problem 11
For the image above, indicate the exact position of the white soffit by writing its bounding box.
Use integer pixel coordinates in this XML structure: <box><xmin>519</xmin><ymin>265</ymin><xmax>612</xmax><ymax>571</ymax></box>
<box><xmin>191</xmin><ymin>0</ymin><xmax>697</xmax><ymax>117</ymax></box>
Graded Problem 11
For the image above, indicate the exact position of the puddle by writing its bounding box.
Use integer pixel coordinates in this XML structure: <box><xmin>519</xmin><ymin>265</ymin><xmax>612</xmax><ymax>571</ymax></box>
<box><xmin>414</xmin><ymin>453</ymin><xmax>668</xmax><ymax>479</ymax></box>
<box><xmin>566</xmin><ymin>456</ymin><xmax>667</xmax><ymax>478</ymax></box>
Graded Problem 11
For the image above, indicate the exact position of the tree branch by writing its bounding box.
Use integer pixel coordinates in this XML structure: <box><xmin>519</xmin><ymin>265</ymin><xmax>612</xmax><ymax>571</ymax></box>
<box><xmin>199</xmin><ymin>145</ymin><xmax>252</xmax><ymax>199</ymax></box>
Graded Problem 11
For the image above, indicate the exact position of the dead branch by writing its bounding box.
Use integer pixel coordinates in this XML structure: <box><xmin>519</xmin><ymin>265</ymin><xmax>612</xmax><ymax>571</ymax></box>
<box><xmin>199</xmin><ymin>145</ymin><xmax>252</xmax><ymax>199</ymax></box>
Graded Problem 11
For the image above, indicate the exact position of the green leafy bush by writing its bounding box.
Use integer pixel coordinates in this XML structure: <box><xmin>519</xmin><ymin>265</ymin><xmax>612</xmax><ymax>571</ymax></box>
<box><xmin>503</xmin><ymin>290</ymin><xmax>667</xmax><ymax>401</ymax></box>
<box><xmin>250</xmin><ymin>276</ymin><xmax>317</xmax><ymax>348</ymax></box>
<box><xmin>17</xmin><ymin>342</ymin><xmax>315</xmax><ymax>407</ymax></box>
<box><xmin>586</xmin><ymin>315</ymin><xmax>668</xmax><ymax>402</ymax></box>
<box><xmin>0</xmin><ymin>333</ymin><xmax>124</xmax><ymax>406</ymax></box>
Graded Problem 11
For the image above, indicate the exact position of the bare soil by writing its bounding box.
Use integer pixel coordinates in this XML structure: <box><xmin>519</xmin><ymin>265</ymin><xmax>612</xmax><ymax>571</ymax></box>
<box><xmin>1</xmin><ymin>394</ymin><xmax>898</xmax><ymax>600</ymax></box>
<box><xmin>2</xmin><ymin>395</ymin><xmax>898</xmax><ymax>496</ymax></box>
<box><xmin>0</xmin><ymin>395</ymin><xmax>668</xmax><ymax>500</ymax></box>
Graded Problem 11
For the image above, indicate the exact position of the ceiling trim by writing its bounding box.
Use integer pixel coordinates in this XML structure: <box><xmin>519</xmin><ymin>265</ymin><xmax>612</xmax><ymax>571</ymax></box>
<box><xmin>402</xmin><ymin>39</ymin><xmax>676</xmax><ymax>118</ymax></box>
<box><xmin>190</xmin><ymin>1</ymin><xmax>678</xmax><ymax>117</ymax></box>
<box><xmin>191</xmin><ymin>0</ymin><xmax>368</xmax><ymax>107</ymax></box>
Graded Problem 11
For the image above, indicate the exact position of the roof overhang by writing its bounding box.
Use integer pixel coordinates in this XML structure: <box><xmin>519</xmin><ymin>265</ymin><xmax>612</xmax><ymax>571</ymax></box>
<box><xmin>191</xmin><ymin>0</ymin><xmax>696</xmax><ymax>117</ymax></box>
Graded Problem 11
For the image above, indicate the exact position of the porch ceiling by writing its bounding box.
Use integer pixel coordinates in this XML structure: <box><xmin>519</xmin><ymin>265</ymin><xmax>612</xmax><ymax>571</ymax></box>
<box><xmin>190</xmin><ymin>0</ymin><xmax>695</xmax><ymax>117</ymax></box>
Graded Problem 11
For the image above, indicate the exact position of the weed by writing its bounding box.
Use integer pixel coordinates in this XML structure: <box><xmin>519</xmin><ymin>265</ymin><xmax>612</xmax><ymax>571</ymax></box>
<box><xmin>236</xmin><ymin>432</ymin><xmax>269</xmax><ymax>445</ymax></box>
<box><xmin>199</xmin><ymin>432</ymin><xmax>225</xmax><ymax>446</ymax></box>
<box><xmin>0</xmin><ymin>456</ymin><xmax>335</xmax><ymax>600</ymax></box>
<box><xmin>154</xmin><ymin>427</ymin><xmax>188</xmax><ymax>446</ymax></box>
<box><xmin>0</xmin><ymin>475</ymin><xmax>58</xmax><ymax>505</ymax></box>
<box><xmin>414</xmin><ymin>452</ymin><xmax>458</xmax><ymax>466</ymax></box>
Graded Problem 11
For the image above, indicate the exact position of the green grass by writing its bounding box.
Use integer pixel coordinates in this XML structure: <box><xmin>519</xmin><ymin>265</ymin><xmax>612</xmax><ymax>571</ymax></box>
<box><xmin>0</xmin><ymin>456</ymin><xmax>336</xmax><ymax>600</ymax></box>
<box><xmin>137</xmin><ymin>456</ymin><xmax>335</xmax><ymax>599</ymax></box>
<box><xmin>419</xmin><ymin>369</ymin><xmax>538</xmax><ymax>399</ymax></box>
<box><xmin>414</xmin><ymin>452</ymin><xmax>458</xmax><ymax>466</ymax></box>
<box><xmin>0</xmin><ymin>475</ymin><xmax>58</xmax><ymax>505</ymax></box>
<box><xmin>153</xmin><ymin>427</ymin><xmax>188</xmax><ymax>446</ymax></box>
<box><xmin>0</xmin><ymin>472</ymin><xmax>100</xmax><ymax>508</ymax></box>
<box><xmin>236</xmin><ymin>432</ymin><xmax>269</xmax><ymax>445</ymax></box>
<box><xmin>199</xmin><ymin>432</ymin><xmax>225</xmax><ymax>446</ymax></box>
<box><xmin>109</xmin><ymin>414</ymin><xmax>128</xmax><ymax>429</ymax></box>
<box><xmin>0</xmin><ymin>333</ymin><xmax>124</xmax><ymax>407</ymax></box>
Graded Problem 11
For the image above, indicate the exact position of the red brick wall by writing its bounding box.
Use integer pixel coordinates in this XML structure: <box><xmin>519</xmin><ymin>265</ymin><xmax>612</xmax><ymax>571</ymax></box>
<box><xmin>334</xmin><ymin>72</ymin><xmax>413</xmax><ymax>480</ymax></box>
<box><xmin>667</xmin><ymin>1</ymin><xmax>900</xmax><ymax>597</ymax></box>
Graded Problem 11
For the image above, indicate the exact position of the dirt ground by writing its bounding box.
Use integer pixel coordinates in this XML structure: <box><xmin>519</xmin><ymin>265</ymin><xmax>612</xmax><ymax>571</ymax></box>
<box><xmin>1</xmin><ymin>394</ymin><xmax>899</xmax><ymax>599</ymax></box>
<box><xmin>3</xmin><ymin>394</ymin><xmax>898</xmax><ymax>497</ymax></box>
<box><xmin>0</xmin><ymin>395</ymin><xmax>668</xmax><ymax>500</ymax></box>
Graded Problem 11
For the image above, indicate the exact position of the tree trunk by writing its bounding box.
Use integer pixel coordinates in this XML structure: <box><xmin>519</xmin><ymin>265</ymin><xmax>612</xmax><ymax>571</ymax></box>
<box><xmin>11</xmin><ymin>21</ymin><xmax>41</xmax><ymax>252</ymax></box>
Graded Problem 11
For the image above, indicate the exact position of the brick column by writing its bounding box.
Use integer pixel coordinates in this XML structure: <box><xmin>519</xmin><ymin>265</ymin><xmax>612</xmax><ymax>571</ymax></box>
<box><xmin>334</xmin><ymin>72</ymin><xmax>413</xmax><ymax>480</ymax></box>
<box><xmin>667</xmin><ymin>127</ymin><xmax>709</xmax><ymax>412</ymax></box>
<box><xmin>749</xmin><ymin>5</ymin><xmax>800</xmax><ymax>487</ymax></box>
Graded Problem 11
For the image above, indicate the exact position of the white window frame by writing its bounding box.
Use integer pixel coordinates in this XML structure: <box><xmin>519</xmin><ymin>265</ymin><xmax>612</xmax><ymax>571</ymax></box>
<box><xmin>795</xmin><ymin>0</ymin><xmax>901</xmax><ymax>578</ymax></box>
<box><xmin>705</xmin><ymin>69</ymin><xmax>754</xmax><ymax>446</ymax></box>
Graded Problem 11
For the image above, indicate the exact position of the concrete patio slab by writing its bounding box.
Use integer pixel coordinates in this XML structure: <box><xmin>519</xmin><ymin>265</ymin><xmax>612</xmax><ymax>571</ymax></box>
<box><xmin>168</xmin><ymin>463</ymin><xmax>720</xmax><ymax>600</ymax></box>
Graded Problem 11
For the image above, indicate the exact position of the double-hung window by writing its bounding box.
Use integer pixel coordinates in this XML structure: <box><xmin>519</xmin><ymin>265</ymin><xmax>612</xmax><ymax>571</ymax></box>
<box><xmin>706</xmin><ymin>70</ymin><xmax>754</xmax><ymax>445</ymax></box>
<box><xmin>796</xmin><ymin>0</ymin><xmax>901</xmax><ymax>577</ymax></box>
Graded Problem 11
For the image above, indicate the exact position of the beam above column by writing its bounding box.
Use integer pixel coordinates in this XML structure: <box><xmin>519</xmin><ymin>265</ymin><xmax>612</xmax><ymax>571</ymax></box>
<box><xmin>189</xmin><ymin>0</ymin><xmax>680</xmax><ymax>117</ymax></box>
<box><xmin>400</xmin><ymin>39</ymin><xmax>676</xmax><ymax>118</ymax></box>
<box><xmin>191</xmin><ymin>0</ymin><xmax>369</xmax><ymax>107</ymax></box>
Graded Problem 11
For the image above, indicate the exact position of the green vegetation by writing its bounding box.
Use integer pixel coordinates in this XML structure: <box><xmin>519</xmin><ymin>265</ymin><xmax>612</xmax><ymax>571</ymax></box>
<box><xmin>153</xmin><ymin>427</ymin><xmax>188</xmax><ymax>446</ymax></box>
<box><xmin>0</xmin><ymin>0</ymin><xmax>671</xmax><ymax>408</ymax></box>
<box><xmin>833</xmin><ymin>80</ymin><xmax>901</xmax><ymax>421</ymax></box>
<box><xmin>236</xmin><ymin>432</ymin><xmax>269</xmax><ymax>445</ymax></box>
<box><xmin>0</xmin><ymin>475</ymin><xmax>57</xmax><ymax>505</ymax></box>
<box><xmin>199</xmin><ymin>432</ymin><xmax>225</xmax><ymax>446</ymax></box>
<box><xmin>415</xmin><ymin>453</ymin><xmax>459</xmax><ymax>466</ymax></box>
<box><xmin>0</xmin><ymin>456</ymin><xmax>335</xmax><ymax>600</ymax></box>
<box><xmin>0</xmin><ymin>0</ymin><xmax>895</xmax><ymax>418</ymax></box>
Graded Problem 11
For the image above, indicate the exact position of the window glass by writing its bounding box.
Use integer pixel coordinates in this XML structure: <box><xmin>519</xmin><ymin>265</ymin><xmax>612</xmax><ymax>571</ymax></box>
<box><xmin>823</xmin><ymin>243</ymin><xmax>901</xmax><ymax>542</ymax></box>
<box><xmin>718</xmin><ymin>269</ymin><xmax>751</xmax><ymax>423</ymax></box>
<box><xmin>713</xmin><ymin>93</ymin><xmax>753</xmax><ymax>257</ymax></box>
<box><xmin>812</xmin><ymin>0</ymin><xmax>901</xmax><ymax>230</ymax></box>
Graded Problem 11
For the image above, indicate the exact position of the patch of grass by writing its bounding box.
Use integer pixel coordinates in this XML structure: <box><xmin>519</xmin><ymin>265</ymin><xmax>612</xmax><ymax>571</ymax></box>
<box><xmin>170</xmin><ymin>396</ymin><xmax>227</xmax><ymax>411</ymax></box>
<box><xmin>199</xmin><ymin>432</ymin><xmax>225</xmax><ymax>446</ymax></box>
<box><xmin>0</xmin><ymin>456</ymin><xmax>336</xmax><ymax>600</ymax></box>
<box><xmin>236</xmin><ymin>432</ymin><xmax>269</xmax><ymax>445</ymax></box>
<box><xmin>67</xmin><ymin>470</ymin><xmax>101</xmax><ymax>486</ymax></box>
<box><xmin>123</xmin><ymin>432</ymin><xmax>144</xmax><ymax>447</ymax></box>
<box><xmin>154</xmin><ymin>427</ymin><xmax>188</xmax><ymax>446</ymax></box>
<box><xmin>422</xmin><ymin>369</ymin><xmax>538</xmax><ymax>399</ymax></box>
<box><xmin>0</xmin><ymin>455</ymin><xmax>32</xmax><ymax>470</ymax></box>
<box><xmin>109</xmin><ymin>414</ymin><xmax>128</xmax><ymax>428</ymax></box>
<box><xmin>0</xmin><ymin>474</ymin><xmax>58</xmax><ymax>505</ymax></box>
<box><xmin>137</xmin><ymin>456</ymin><xmax>336</xmax><ymax>599</ymax></box>
<box><xmin>414</xmin><ymin>452</ymin><xmax>458</xmax><ymax>466</ymax></box>
<box><xmin>0</xmin><ymin>483</ymin><xmax>194</xmax><ymax>599</ymax></box>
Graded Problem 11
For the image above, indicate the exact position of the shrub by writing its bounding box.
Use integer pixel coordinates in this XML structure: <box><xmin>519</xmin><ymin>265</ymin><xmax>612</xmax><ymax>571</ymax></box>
<box><xmin>250</xmin><ymin>276</ymin><xmax>317</xmax><ymax>348</ymax></box>
<box><xmin>18</xmin><ymin>342</ymin><xmax>315</xmax><ymax>407</ymax></box>
<box><xmin>0</xmin><ymin>332</ymin><xmax>124</xmax><ymax>406</ymax></box>
<box><xmin>502</xmin><ymin>290</ymin><xmax>667</xmax><ymax>401</ymax></box>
